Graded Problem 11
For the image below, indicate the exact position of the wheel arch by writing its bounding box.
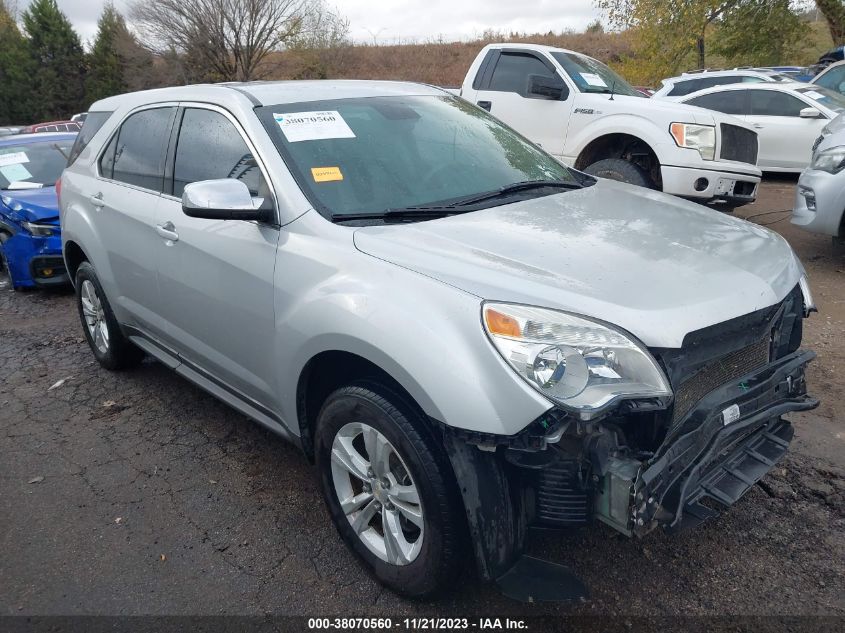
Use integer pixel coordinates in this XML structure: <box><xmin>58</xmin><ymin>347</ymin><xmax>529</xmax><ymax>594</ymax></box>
<box><xmin>296</xmin><ymin>349</ymin><xmax>440</xmax><ymax>463</ymax></box>
<box><xmin>574</xmin><ymin>133</ymin><xmax>663</xmax><ymax>189</ymax></box>
<box><xmin>63</xmin><ymin>239</ymin><xmax>88</xmax><ymax>287</ymax></box>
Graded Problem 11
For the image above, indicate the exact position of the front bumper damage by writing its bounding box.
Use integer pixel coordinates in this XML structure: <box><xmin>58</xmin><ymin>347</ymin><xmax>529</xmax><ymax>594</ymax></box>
<box><xmin>442</xmin><ymin>348</ymin><xmax>816</xmax><ymax>602</ymax></box>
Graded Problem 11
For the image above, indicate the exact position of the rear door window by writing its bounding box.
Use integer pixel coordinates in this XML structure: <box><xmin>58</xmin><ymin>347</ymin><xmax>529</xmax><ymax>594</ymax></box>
<box><xmin>172</xmin><ymin>108</ymin><xmax>270</xmax><ymax>201</ymax></box>
<box><xmin>687</xmin><ymin>90</ymin><xmax>748</xmax><ymax>115</ymax></box>
<box><xmin>109</xmin><ymin>107</ymin><xmax>176</xmax><ymax>191</ymax></box>
<box><xmin>667</xmin><ymin>79</ymin><xmax>701</xmax><ymax>96</ymax></box>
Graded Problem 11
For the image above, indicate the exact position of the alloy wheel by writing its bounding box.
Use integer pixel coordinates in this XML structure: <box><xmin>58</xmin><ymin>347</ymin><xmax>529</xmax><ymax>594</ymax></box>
<box><xmin>330</xmin><ymin>422</ymin><xmax>424</xmax><ymax>565</ymax></box>
<box><xmin>80</xmin><ymin>279</ymin><xmax>109</xmax><ymax>354</ymax></box>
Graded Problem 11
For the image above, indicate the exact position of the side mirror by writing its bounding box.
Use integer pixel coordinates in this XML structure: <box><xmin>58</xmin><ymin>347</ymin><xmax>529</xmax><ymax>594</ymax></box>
<box><xmin>181</xmin><ymin>179</ymin><xmax>271</xmax><ymax>222</ymax></box>
<box><xmin>800</xmin><ymin>107</ymin><xmax>824</xmax><ymax>119</ymax></box>
<box><xmin>527</xmin><ymin>74</ymin><xmax>567</xmax><ymax>100</ymax></box>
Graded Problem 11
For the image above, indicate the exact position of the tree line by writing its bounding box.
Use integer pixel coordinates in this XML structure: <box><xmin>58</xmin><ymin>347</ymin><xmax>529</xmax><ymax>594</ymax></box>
<box><xmin>595</xmin><ymin>0</ymin><xmax>836</xmax><ymax>84</ymax></box>
<box><xmin>0</xmin><ymin>0</ymin><xmax>349</xmax><ymax>125</ymax></box>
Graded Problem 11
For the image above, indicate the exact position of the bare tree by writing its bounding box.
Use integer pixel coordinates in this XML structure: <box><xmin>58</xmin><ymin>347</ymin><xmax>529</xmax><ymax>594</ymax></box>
<box><xmin>130</xmin><ymin>0</ymin><xmax>308</xmax><ymax>81</ymax></box>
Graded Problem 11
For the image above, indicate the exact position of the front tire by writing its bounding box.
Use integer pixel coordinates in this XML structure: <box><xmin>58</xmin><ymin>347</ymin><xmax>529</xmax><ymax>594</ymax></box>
<box><xmin>75</xmin><ymin>261</ymin><xmax>144</xmax><ymax>370</ymax></box>
<box><xmin>583</xmin><ymin>158</ymin><xmax>655</xmax><ymax>189</ymax></box>
<box><xmin>314</xmin><ymin>382</ymin><xmax>465</xmax><ymax>598</ymax></box>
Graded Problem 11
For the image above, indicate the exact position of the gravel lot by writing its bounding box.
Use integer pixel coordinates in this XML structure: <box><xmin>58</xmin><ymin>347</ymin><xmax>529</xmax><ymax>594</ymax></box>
<box><xmin>1</xmin><ymin>177</ymin><xmax>843</xmax><ymax>619</ymax></box>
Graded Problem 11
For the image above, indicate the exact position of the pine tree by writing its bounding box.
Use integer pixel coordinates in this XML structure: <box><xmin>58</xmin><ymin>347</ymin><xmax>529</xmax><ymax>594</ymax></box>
<box><xmin>22</xmin><ymin>0</ymin><xmax>85</xmax><ymax>120</ymax></box>
<box><xmin>86</xmin><ymin>2</ymin><xmax>129</xmax><ymax>103</ymax></box>
<box><xmin>0</xmin><ymin>1</ymin><xmax>35</xmax><ymax>124</ymax></box>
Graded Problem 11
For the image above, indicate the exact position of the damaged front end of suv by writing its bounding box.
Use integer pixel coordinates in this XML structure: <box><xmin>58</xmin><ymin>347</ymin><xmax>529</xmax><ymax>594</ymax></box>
<box><xmin>442</xmin><ymin>282</ymin><xmax>817</xmax><ymax>601</ymax></box>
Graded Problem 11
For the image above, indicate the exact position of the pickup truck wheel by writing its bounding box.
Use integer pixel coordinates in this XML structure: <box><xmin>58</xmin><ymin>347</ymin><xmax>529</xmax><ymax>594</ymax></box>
<box><xmin>583</xmin><ymin>158</ymin><xmax>655</xmax><ymax>189</ymax></box>
<box><xmin>315</xmin><ymin>382</ymin><xmax>465</xmax><ymax>598</ymax></box>
<box><xmin>75</xmin><ymin>262</ymin><xmax>145</xmax><ymax>370</ymax></box>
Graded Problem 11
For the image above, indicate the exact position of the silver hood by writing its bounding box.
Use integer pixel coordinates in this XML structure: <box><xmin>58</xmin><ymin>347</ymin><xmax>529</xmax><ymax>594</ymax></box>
<box><xmin>353</xmin><ymin>180</ymin><xmax>802</xmax><ymax>348</ymax></box>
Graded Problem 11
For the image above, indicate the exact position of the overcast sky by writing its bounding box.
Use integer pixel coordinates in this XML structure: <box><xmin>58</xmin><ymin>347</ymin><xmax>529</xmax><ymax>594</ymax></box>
<box><xmin>20</xmin><ymin>0</ymin><xmax>601</xmax><ymax>46</ymax></box>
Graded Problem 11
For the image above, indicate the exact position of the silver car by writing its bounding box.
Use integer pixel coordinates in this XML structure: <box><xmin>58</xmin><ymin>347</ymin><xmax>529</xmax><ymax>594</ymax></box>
<box><xmin>793</xmin><ymin>115</ymin><xmax>845</xmax><ymax>240</ymax></box>
<box><xmin>60</xmin><ymin>81</ymin><xmax>817</xmax><ymax>601</ymax></box>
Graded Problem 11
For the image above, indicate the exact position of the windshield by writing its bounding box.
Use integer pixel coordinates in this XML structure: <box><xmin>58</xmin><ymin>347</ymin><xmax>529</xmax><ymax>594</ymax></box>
<box><xmin>797</xmin><ymin>86</ymin><xmax>845</xmax><ymax>113</ymax></box>
<box><xmin>0</xmin><ymin>140</ymin><xmax>73</xmax><ymax>189</ymax></box>
<box><xmin>550</xmin><ymin>51</ymin><xmax>642</xmax><ymax>97</ymax></box>
<box><xmin>257</xmin><ymin>95</ymin><xmax>578</xmax><ymax>219</ymax></box>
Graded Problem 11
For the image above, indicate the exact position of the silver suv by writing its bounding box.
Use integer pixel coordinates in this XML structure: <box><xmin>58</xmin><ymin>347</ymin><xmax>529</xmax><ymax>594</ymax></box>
<box><xmin>60</xmin><ymin>81</ymin><xmax>817</xmax><ymax>600</ymax></box>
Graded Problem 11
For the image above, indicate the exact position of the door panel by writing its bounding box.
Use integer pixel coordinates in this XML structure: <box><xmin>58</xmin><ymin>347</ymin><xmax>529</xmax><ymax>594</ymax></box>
<box><xmin>473</xmin><ymin>51</ymin><xmax>572</xmax><ymax>156</ymax></box>
<box><xmin>93</xmin><ymin>106</ymin><xmax>176</xmax><ymax>336</ymax></box>
<box><xmin>154</xmin><ymin>107</ymin><xmax>280</xmax><ymax>408</ymax></box>
<box><xmin>746</xmin><ymin>90</ymin><xmax>826</xmax><ymax>170</ymax></box>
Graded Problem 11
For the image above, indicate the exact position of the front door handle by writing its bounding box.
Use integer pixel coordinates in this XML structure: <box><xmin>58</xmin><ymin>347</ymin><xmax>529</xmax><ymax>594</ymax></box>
<box><xmin>155</xmin><ymin>221</ymin><xmax>179</xmax><ymax>242</ymax></box>
<box><xmin>753</xmin><ymin>124</ymin><xmax>764</xmax><ymax>129</ymax></box>
<box><xmin>89</xmin><ymin>194</ymin><xmax>104</xmax><ymax>208</ymax></box>
<box><xmin>477</xmin><ymin>100</ymin><xmax>492</xmax><ymax>112</ymax></box>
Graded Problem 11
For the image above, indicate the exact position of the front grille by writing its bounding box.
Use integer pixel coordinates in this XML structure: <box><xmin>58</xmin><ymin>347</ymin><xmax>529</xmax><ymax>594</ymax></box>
<box><xmin>671</xmin><ymin>336</ymin><xmax>770</xmax><ymax>424</ymax></box>
<box><xmin>535</xmin><ymin>461</ymin><xmax>590</xmax><ymax>527</ymax></box>
<box><xmin>720</xmin><ymin>123</ymin><xmax>758</xmax><ymax>165</ymax></box>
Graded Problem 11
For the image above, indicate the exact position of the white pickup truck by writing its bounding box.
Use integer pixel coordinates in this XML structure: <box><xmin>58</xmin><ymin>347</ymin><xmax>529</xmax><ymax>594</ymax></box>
<box><xmin>450</xmin><ymin>43</ymin><xmax>762</xmax><ymax>208</ymax></box>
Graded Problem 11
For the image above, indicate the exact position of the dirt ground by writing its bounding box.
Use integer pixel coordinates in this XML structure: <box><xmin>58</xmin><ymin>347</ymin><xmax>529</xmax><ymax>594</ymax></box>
<box><xmin>0</xmin><ymin>177</ymin><xmax>843</xmax><ymax>620</ymax></box>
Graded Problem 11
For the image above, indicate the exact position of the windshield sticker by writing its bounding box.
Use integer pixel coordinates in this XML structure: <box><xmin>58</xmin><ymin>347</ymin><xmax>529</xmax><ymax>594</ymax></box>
<box><xmin>0</xmin><ymin>163</ymin><xmax>32</xmax><ymax>182</ymax></box>
<box><xmin>274</xmin><ymin>111</ymin><xmax>356</xmax><ymax>143</ymax></box>
<box><xmin>311</xmin><ymin>166</ymin><xmax>344</xmax><ymax>182</ymax></box>
<box><xmin>580</xmin><ymin>72</ymin><xmax>608</xmax><ymax>88</ymax></box>
<box><xmin>0</xmin><ymin>151</ymin><xmax>30</xmax><ymax>167</ymax></box>
<box><xmin>803</xmin><ymin>90</ymin><xmax>825</xmax><ymax>101</ymax></box>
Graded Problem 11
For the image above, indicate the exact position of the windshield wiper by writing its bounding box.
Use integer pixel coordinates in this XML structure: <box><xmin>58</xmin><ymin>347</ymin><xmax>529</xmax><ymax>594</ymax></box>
<box><xmin>331</xmin><ymin>180</ymin><xmax>583</xmax><ymax>224</ymax></box>
<box><xmin>332</xmin><ymin>206</ymin><xmax>478</xmax><ymax>223</ymax></box>
<box><xmin>445</xmin><ymin>179</ymin><xmax>582</xmax><ymax>207</ymax></box>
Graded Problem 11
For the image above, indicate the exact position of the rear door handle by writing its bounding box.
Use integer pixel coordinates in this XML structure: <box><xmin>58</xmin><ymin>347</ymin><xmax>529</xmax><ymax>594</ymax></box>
<box><xmin>89</xmin><ymin>194</ymin><xmax>104</xmax><ymax>208</ymax></box>
<box><xmin>155</xmin><ymin>221</ymin><xmax>179</xmax><ymax>242</ymax></box>
<box><xmin>477</xmin><ymin>100</ymin><xmax>492</xmax><ymax>112</ymax></box>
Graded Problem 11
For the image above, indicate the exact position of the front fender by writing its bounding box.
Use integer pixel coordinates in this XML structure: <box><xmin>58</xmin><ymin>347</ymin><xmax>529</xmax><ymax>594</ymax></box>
<box><xmin>566</xmin><ymin>112</ymin><xmax>679</xmax><ymax>165</ymax></box>
<box><xmin>272</xmin><ymin>227</ymin><xmax>553</xmax><ymax>438</ymax></box>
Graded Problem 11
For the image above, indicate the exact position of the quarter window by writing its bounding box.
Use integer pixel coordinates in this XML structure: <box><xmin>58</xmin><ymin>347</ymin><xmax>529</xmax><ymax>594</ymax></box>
<box><xmin>748</xmin><ymin>90</ymin><xmax>806</xmax><ymax>116</ymax></box>
<box><xmin>172</xmin><ymin>108</ymin><xmax>269</xmax><ymax>201</ymax></box>
<box><xmin>110</xmin><ymin>107</ymin><xmax>175</xmax><ymax>191</ymax></box>
<box><xmin>488</xmin><ymin>53</ymin><xmax>557</xmax><ymax>97</ymax></box>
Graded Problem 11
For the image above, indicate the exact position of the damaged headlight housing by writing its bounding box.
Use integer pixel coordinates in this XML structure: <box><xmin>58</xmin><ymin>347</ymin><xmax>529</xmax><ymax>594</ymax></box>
<box><xmin>483</xmin><ymin>303</ymin><xmax>672</xmax><ymax>420</ymax></box>
<box><xmin>670</xmin><ymin>122</ymin><xmax>716</xmax><ymax>161</ymax></box>
<box><xmin>22</xmin><ymin>221</ymin><xmax>58</xmax><ymax>237</ymax></box>
<box><xmin>810</xmin><ymin>145</ymin><xmax>845</xmax><ymax>174</ymax></box>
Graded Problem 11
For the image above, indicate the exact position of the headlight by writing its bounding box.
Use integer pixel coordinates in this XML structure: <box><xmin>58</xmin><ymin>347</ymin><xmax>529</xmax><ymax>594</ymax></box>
<box><xmin>810</xmin><ymin>145</ymin><xmax>845</xmax><ymax>174</ymax></box>
<box><xmin>22</xmin><ymin>221</ymin><xmax>58</xmax><ymax>237</ymax></box>
<box><xmin>670</xmin><ymin>123</ymin><xmax>716</xmax><ymax>161</ymax></box>
<box><xmin>799</xmin><ymin>275</ymin><xmax>817</xmax><ymax>316</ymax></box>
<box><xmin>483</xmin><ymin>303</ymin><xmax>672</xmax><ymax>420</ymax></box>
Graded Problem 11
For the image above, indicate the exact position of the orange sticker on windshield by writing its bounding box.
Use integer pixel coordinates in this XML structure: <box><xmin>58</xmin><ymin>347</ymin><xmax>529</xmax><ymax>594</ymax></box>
<box><xmin>311</xmin><ymin>166</ymin><xmax>343</xmax><ymax>182</ymax></box>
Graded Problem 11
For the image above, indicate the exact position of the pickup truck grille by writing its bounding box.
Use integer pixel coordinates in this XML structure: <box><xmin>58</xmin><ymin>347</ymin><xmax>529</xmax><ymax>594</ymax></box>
<box><xmin>671</xmin><ymin>336</ymin><xmax>770</xmax><ymax>424</ymax></box>
<box><xmin>720</xmin><ymin>124</ymin><xmax>758</xmax><ymax>165</ymax></box>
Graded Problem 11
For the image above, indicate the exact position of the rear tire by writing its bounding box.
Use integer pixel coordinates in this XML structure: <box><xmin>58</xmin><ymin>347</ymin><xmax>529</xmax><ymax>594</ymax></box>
<box><xmin>584</xmin><ymin>158</ymin><xmax>655</xmax><ymax>189</ymax></box>
<box><xmin>75</xmin><ymin>261</ymin><xmax>144</xmax><ymax>370</ymax></box>
<box><xmin>314</xmin><ymin>381</ymin><xmax>465</xmax><ymax>598</ymax></box>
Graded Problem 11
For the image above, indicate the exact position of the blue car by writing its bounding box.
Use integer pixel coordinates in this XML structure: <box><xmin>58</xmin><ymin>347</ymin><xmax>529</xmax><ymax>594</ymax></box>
<box><xmin>0</xmin><ymin>132</ymin><xmax>77</xmax><ymax>289</ymax></box>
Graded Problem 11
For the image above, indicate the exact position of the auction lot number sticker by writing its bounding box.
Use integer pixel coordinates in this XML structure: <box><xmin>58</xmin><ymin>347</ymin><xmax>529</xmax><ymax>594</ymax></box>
<box><xmin>308</xmin><ymin>617</ymin><xmax>527</xmax><ymax>630</ymax></box>
<box><xmin>274</xmin><ymin>111</ymin><xmax>356</xmax><ymax>143</ymax></box>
